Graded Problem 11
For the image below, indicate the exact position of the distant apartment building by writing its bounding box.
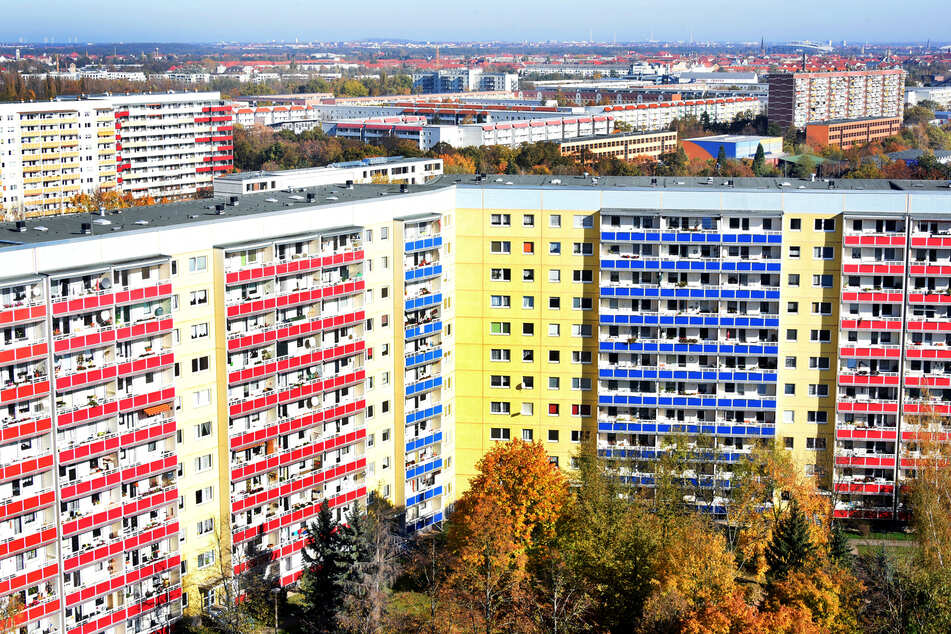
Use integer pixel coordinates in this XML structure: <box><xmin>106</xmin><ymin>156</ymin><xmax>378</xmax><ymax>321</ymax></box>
<box><xmin>411</xmin><ymin>69</ymin><xmax>518</xmax><ymax>94</ymax></box>
<box><xmin>766</xmin><ymin>69</ymin><xmax>905</xmax><ymax>129</ymax></box>
<box><xmin>805</xmin><ymin>116</ymin><xmax>903</xmax><ymax>150</ymax></box>
<box><xmin>212</xmin><ymin>157</ymin><xmax>443</xmax><ymax>196</ymax></box>
<box><xmin>596</xmin><ymin>97</ymin><xmax>763</xmax><ymax>132</ymax></box>
<box><xmin>0</xmin><ymin>101</ymin><xmax>118</xmax><ymax>218</ymax></box>
<box><xmin>905</xmin><ymin>86</ymin><xmax>951</xmax><ymax>106</ymax></box>
<box><xmin>109</xmin><ymin>92</ymin><xmax>233</xmax><ymax>199</ymax></box>
<box><xmin>559</xmin><ymin>131</ymin><xmax>677</xmax><ymax>163</ymax></box>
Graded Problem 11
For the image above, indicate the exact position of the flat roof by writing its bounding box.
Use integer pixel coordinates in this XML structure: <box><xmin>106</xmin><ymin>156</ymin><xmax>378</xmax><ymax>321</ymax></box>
<box><xmin>561</xmin><ymin>131</ymin><xmax>675</xmax><ymax>144</ymax></box>
<box><xmin>684</xmin><ymin>134</ymin><xmax>782</xmax><ymax>143</ymax></box>
<box><xmin>216</xmin><ymin>156</ymin><xmax>434</xmax><ymax>182</ymax></box>
<box><xmin>806</xmin><ymin>116</ymin><xmax>902</xmax><ymax>125</ymax></box>
<box><xmin>2</xmin><ymin>175</ymin><xmax>951</xmax><ymax>249</ymax></box>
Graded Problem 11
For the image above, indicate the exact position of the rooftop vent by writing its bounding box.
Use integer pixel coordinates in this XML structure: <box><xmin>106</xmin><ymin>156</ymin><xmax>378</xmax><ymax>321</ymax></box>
<box><xmin>93</xmin><ymin>219</ymin><xmax>111</xmax><ymax>226</ymax></box>
<box><xmin>34</xmin><ymin>226</ymin><xmax>47</xmax><ymax>232</ymax></box>
<box><xmin>265</xmin><ymin>197</ymin><xmax>279</xmax><ymax>203</ymax></box>
<box><xmin>400</xmin><ymin>184</ymin><xmax>408</xmax><ymax>193</ymax></box>
<box><xmin>134</xmin><ymin>220</ymin><xmax>149</xmax><ymax>225</ymax></box>
<box><xmin>14</xmin><ymin>221</ymin><xmax>26</xmax><ymax>233</ymax></box>
<box><xmin>345</xmin><ymin>180</ymin><xmax>354</xmax><ymax>189</ymax></box>
<box><xmin>306</xmin><ymin>192</ymin><xmax>316</xmax><ymax>202</ymax></box>
<box><xmin>229</xmin><ymin>195</ymin><xmax>239</xmax><ymax>206</ymax></box>
<box><xmin>215</xmin><ymin>204</ymin><xmax>226</xmax><ymax>215</ymax></box>
<box><xmin>81</xmin><ymin>223</ymin><xmax>92</xmax><ymax>235</ymax></box>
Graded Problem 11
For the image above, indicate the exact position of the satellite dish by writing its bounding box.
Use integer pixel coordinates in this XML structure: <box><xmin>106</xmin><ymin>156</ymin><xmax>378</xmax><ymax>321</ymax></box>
<box><xmin>154</xmin><ymin>306</ymin><xmax>165</xmax><ymax>317</ymax></box>
<box><xmin>304</xmin><ymin>339</ymin><xmax>312</xmax><ymax>349</ymax></box>
<box><xmin>31</xmin><ymin>287</ymin><xmax>42</xmax><ymax>298</ymax></box>
<box><xmin>100</xmin><ymin>310</ymin><xmax>111</xmax><ymax>320</ymax></box>
<box><xmin>100</xmin><ymin>277</ymin><xmax>112</xmax><ymax>290</ymax></box>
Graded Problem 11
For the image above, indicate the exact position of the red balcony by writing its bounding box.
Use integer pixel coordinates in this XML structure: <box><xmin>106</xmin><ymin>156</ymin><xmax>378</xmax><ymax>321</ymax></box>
<box><xmin>52</xmin><ymin>292</ymin><xmax>115</xmax><ymax>317</ymax></box>
<box><xmin>226</xmin><ymin>297</ymin><xmax>276</xmax><ymax>319</ymax></box>
<box><xmin>0</xmin><ymin>490</ymin><xmax>56</xmax><ymax>522</ymax></box>
<box><xmin>114</xmin><ymin>283</ymin><xmax>172</xmax><ymax>306</ymax></box>
<box><xmin>842</xmin><ymin>263</ymin><xmax>904</xmax><ymax>275</ymax></box>
<box><xmin>833</xmin><ymin>508</ymin><xmax>896</xmax><ymax>520</ymax></box>
<box><xmin>0</xmin><ymin>342</ymin><xmax>48</xmax><ymax>366</ymax></box>
<box><xmin>836</xmin><ymin>400</ymin><xmax>899</xmax><ymax>413</ymax></box>
<box><xmin>231</xmin><ymin>428</ymin><xmax>366</xmax><ymax>487</ymax></box>
<box><xmin>65</xmin><ymin>552</ymin><xmax>179</xmax><ymax>608</ymax></box>
<box><xmin>117</xmin><ymin>352</ymin><xmax>175</xmax><ymax>379</ymax></box>
<box><xmin>115</xmin><ymin>316</ymin><xmax>174</xmax><ymax>342</ymax></box>
<box><xmin>0</xmin><ymin>525</ymin><xmax>57</xmax><ymax>560</ymax></box>
<box><xmin>908</xmin><ymin>293</ymin><xmax>951</xmax><ymax>305</ymax></box>
<box><xmin>844</xmin><ymin>235</ymin><xmax>905</xmax><ymax>246</ymax></box>
<box><xmin>227</xmin><ymin>329</ymin><xmax>277</xmax><ymax>352</ymax></box>
<box><xmin>907</xmin><ymin>320</ymin><xmax>951</xmax><ymax>332</ymax></box>
<box><xmin>12</xmin><ymin>596</ymin><xmax>59</xmax><ymax>628</ymax></box>
<box><xmin>836</xmin><ymin>427</ymin><xmax>897</xmax><ymax>441</ymax></box>
<box><xmin>56</xmin><ymin>367</ymin><xmax>118</xmax><ymax>392</ymax></box>
<box><xmin>911</xmin><ymin>236</ymin><xmax>951</xmax><ymax>247</ymax></box>
<box><xmin>835</xmin><ymin>454</ymin><xmax>895</xmax><ymax>468</ymax></box>
<box><xmin>839</xmin><ymin>346</ymin><xmax>901</xmax><ymax>359</ymax></box>
<box><xmin>54</xmin><ymin>329</ymin><xmax>116</xmax><ymax>354</ymax></box>
<box><xmin>834</xmin><ymin>481</ymin><xmax>894</xmax><ymax>495</ymax></box>
<box><xmin>229</xmin><ymin>391</ymin><xmax>279</xmax><ymax>418</ymax></box>
<box><xmin>0</xmin><ymin>454</ymin><xmax>53</xmax><ymax>483</ymax></box>
<box><xmin>228</xmin><ymin>361</ymin><xmax>278</xmax><ymax>386</ymax></box>
<box><xmin>225</xmin><ymin>263</ymin><xmax>276</xmax><ymax>286</ymax></box>
<box><xmin>118</xmin><ymin>387</ymin><xmax>175</xmax><ymax>414</ymax></box>
<box><xmin>905</xmin><ymin>375</ymin><xmax>951</xmax><ymax>388</ymax></box>
<box><xmin>57</xmin><ymin>400</ymin><xmax>119</xmax><ymax>429</ymax></box>
<box><xmin>838</xmin><ymin>373</ymin><xmax>899</xmax><ymax>386</ymax></box>
<box><xmin>229</xmin><ymin>398</ymin><xmax>366</xmax><ymax>451</ymax></box>
<box><xmin>0</xmin><ymin>562</ymin><xmax>58</xmax><ymax>595</ymax></box>
<box><xmin>909</xmin><ymin>264</ymin><xmax>951</xmax><ymax>276</ymax></box>
<box><xmin>0</xmin><ymin>417</ymin><xmax>52</xmax><ymax>444</ymax></box>
<box><xmin>841</xmin><ymin>291</ymin><xmax>904</xmax><ymax>303</ymax></box>
<box><xmin>839</xmin><ymin>318</ymin><xmax>902</xmax><ymax>331</ymax></box>
<box><xmin>0</xmin><ymin>304</ymin><xmax>46</xmax><ymax>326</ymax></box>
<box><xmin>64</xmin><ymin>520</ymin><xmax>178</xmax><ymax>573</ymax></box>
<box><xmin>905</xmin><ymin>347</ymin><xmax>951</xmax><ymax>360</ymax></box>
<box><xmin>0</xmin><ymin>380</ymin><xmax>50</xmax><ymax>406</ymax></box>
<box><xmin>231</xmin><ymin>478</ymin><xmax>367</xmax><ymax>545</ymax></box>
<box><xmin>904</xmin><ymin>403</ymin><xmax>951</xmax><ymax>415</ymax></box>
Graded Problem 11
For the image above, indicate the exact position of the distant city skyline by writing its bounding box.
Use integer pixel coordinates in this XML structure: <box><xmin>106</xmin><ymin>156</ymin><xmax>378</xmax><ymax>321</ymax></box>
<box><xmin>1</xmin><ymin>0</ymin><xmax>948</xmax><ymax>45</ymax></box>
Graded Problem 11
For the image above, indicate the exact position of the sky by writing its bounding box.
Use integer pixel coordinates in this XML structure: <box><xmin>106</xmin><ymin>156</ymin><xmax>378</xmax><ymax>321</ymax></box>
<box><xmin>1</xmin><ymin>0</ymin><xmax>946</xmax><ymax>44</ymax></box>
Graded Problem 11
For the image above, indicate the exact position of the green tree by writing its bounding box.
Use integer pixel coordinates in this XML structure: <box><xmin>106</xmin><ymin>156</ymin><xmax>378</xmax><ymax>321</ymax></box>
<box><xmin>299</xmin><ymin>502</ymin><xmax>346</xmax><ymax>634</ymax></box>
<box><xmin>794</xmin><ymin>155</ymin><xmax>816</xmax><ymax>179</ymax></box>
<box><xmin>764</xmin><ymin>498</ymin><xmax>817</xmax><ymax>584</ymax></box>
<box><xmin>828</xmin><ymin>523</ymin><xmax>851</xmax><ymax>566</ymax></box>
<box><xmin>715</xmin><ymin>145</ymin><xmax>727</xmax><ymax>173</ymax></box>
<box><xmin>752</xmin><ymin>143</ymin><xmax>766</xmax><ymax>176</ymax></box>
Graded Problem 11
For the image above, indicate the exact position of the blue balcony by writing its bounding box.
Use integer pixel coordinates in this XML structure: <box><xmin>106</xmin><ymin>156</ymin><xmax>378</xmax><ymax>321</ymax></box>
<box><xmin>405</xmin><ymin>320</ymin><xmax>442</xmax><ymax>340</ymax></box>
<box><xmin>599</xmin><ymin>287</ymin><xmax>780</xmax><ymax>300</ymax></box>
<box><xmin>406</xmin><ymin>457</ymin><xmax>443</xmax><ymax>480</ymax></box>
<box><xmin>598</xmin><ymin>395</ymin><xmax>777</xmax><ymax>409</ymax></box>
<box><xmin>406</xmin><ymin>293</ymin><xmax>442</xmax><ymax>311</ymax></box>
<box><xmin>598</xmin><ymin>421</ymin><xmax>775</xmax><ymax>438</ymax></box>
<box><xmin>405</xmin><ymin>264</ymin><xmax>443</xmax><ymax>282</ymax></box>
<box><xmin>598</xmin><ymin>368</ymin><xmax>777</xmax><ymax>382</ymax></box>
<box><xmin>406</xmin><ymin>430</ymin><xmax>443</xmax><ymax>453</ymax></box>
<box><xmin>598</xmin><ymin>341</ymin><xmax>779</xmax><ymax>355</ymax></box>
<box><xmin>405</xmin><ymin>348</ymin><xmax>442</xmax><ymax>368</ymax></box>
<box><xmin>405</xmin><ymin>236</ymin><xmax>443</xmax><ymax>253</ymax></box>
<box><xmin>406</xmin><ymin>484</ymin><xmax>443</xmax><ymax>508</ymax></box>
<box><xmin>407</xmin><ymin>510</ymin><xmax>444</xmax><ymax>532</ymax></box>
<box><xmin>601</xmin><ymin>231</ymin><xmax>782</xmax><ymax>244</ymax></box>
<box><xmin>406</xmin><ymin>403</ymin><xmax>443</xmax><ymax>425</ymax></box>
<box><xmin>599</xmin><ymin>314</ymin><xmax>780</xmax><ymax>328</ymax></box>
<box><xmin>601</xmin><ymin>259</ymin><xmax>781</xmax><ymax>273</ymax></box>
<box><xmin>406</xmin><ymin>376</ymin><xmax>442</xmax><ymax>397</ymax></box>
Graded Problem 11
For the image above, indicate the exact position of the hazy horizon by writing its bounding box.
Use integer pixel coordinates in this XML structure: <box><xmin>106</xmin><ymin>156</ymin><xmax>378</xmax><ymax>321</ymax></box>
<box><xmin>1</xmin><ymin>0</ymin><xmax>947</xmax><ymax>46</ymax></box>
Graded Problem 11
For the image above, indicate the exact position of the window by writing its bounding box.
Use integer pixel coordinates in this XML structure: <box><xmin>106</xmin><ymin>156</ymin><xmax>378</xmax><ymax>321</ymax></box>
<box><xmin>490</xmin><ymin>241</ymin><xmax>511</xmax><ymax>254</ymax></box>
<box><xmin>809</xmin><ymin>357</ymin><xmax>830</xmax><ymax>370</ymax></box>
<box><xmin>785</xmin><ymin>356</ymin><xmax>797</xmax><ymax>369</ymax></box>
<box><xmin>548</xmin><ymin>270</ymin><xmax>561</xmax><ymax>283</ymax></box>
<box><xmin>548</xmin><ymin>377</ymin><xmax>560</xmax><ymax>390</ymax></box>
<box><xmin>786</xmin><ymin>329</ymin><xmax>798</xmax><ymax>341</ymax></box>
<box><xmin>572</xmin><ymin>377</ymin><xmax>592</xmax><ymax>390</ymax></box>
<box><xmin>522</xmin><ymin>376</ymin><xmax>534</xmax><ymax>389</ymax></box>
<box><xmin>194</xmin><ymin>454</ymin><xmax>213</xmax><ymax>473</ymax></box>
<box><xmin>783</xmin><ymin>410</ymin><xmax>795</xmax><ymax>423</ymax></box>
<box><xmin>523</xmin><ymin>214</ymin><xmax>535</xmax><ymax>227</ymax></box>
<box><xmin>810</xmin><ymin>329</ymin><xmax>832</xmax><ymax>342</ymax></box>
<box><xmin>571</xmin><ymin>351</ymin><xmax>592</xmax><ymax>364</ymax></box>
<box><xmin>490</xmin><ymin>322</ymin><xmax>510</xmax><ymax>335</ymax></box>
<box><xmin>520</xmin><ymin>403</ymin><xmax>533</xmax><ymax>416</ymax></box>
<box><xmin>814</xmin><ymin>218</ymin><xmax>835</xmax><ymax>232</ymax></box>
<box><xmin>787</xmin><ymin>302</ymin><xmax>798</xmax><ymax>314</ymax></box>
<box><xmin>381</xmin><ymin>287</ymin><xmax>389</xmax><ymax>299</ymax></box>
<box><xmin>171</xmin><ymin>260</ymin><xmax>178</xmax><ymax>276</ymax></box>
<box><xmin>381</xmin><ymin>227</ymin><xmax>388</xmax><ymax>240</ymax></box>
<box><xmin>490</xmin><ymin>401</ymin><xmax>511</xmax><ymax>414</ymax></box>
<box><xmin>813</xmin><ymin>247</ymin><xmax>834</xmax><ymax>260</ymax></box>
<box><xmin>549</xmin><ymin>214</ymin><xmax>561</xmax><ymax>228</ymax></box>
<box><xmin>813</xmin><ymin>274</ymin><xmax>834</xmax><ymax>288</ymax></box>
<box><xmin>549</xmin><ymin>242</ymin><xmax>561</xmax><ymax>255</ymax></box>
<box><xmin>189</xmin><ymin>290</ymin><xmax>208</xmax><ymax>306</ymax></box>
<box><xmin>490</xmin><ymin>295</ymin><xmax>511</xmax><ymax>308</ymax></box>
<box><xmin>522</xmin><ymin>349</ymin><xmax>534</xmax><ymax>362</ymax></box>
<box><xmin>188</xmin><ymin>256</ymin><xmax>207</xmax><ymax>272</ymax></box>
<box><xmin>490</xmin><ymin>427</ymin><xmax>510</xmax><ymax>440</ymax></box>
<box><xmin>548</xmin><ymin>323</ymin><xmax>560</xmax><ymax>336</ymax></box>
<box><xmin>572</xmin><ymin>269</ymin><xmax>593</xmax><ymax>283</ymax></box>
<box><xmin>523</xmin><ymin>241</ymin><xmax>535</xmax><ymax>255</ymax></box>
<box><xmin>522</xmin><ymin>322</ymin><xmax>534</xmax><ymax>336</ymax></box>
<box><xmin>548</xmin><ymin>403</ymin><xmax>560</xmax><ymax>415</ymax></box>
<box><xmin>784</xmin><ymin>437</ymin><xmax>794</xmax><ymax>449</ymax></box>
<box><xmin>790</xmin><ymin>218</ymin><xmax>802</xmax><ymax>230</ymax></box>
<box><xmin>491</xmin><ymin>268</ymin><xmax>511</xmax><ymax>281</ymax></box>
<box><xmin>197</xmin><ymin>551</ymin><xmax>216</xmax><ymax>569</ymax></box>
<box><xmin>382</xmin><ymin>401</ymin><xmax>389</xmax><ymax>413</ymax></box>
<box><xmin>573</xmin><ymin>214</ymin><xmax>594</xmax><ymax>228</ymax></box>
<box><xmin>808</xmin><ymin>384</ymin><xmax>830</xmax><ymax>397</ymax></box>
<box><xmin>523</xmin><ymin>269</ymin><xmax>535</xmax><ymax>282</ymax></box>
<box><xmin>572</xmin><ymin>297</ymin><xmax>592</xmax><ymax>310</ymax></box>
<box><xmin>571</xmin><ymin>430</ymin><xmax>584</xmax><ymax>442</ymax></box>
<box><xmin>365</xmin><ymin>229</ymin><xmax>373</xmax><ymax>242</ymax></box>
<box><xmin>191</xmin><ymin>323</ymin><xmax>209</xmax><ymax>339</ymax></box>
<box><xmin>789</xmin><ymin>246</ymin><xmax>800</xmax><ymax>259</ymax></box>
<box><xmin>572</xmin><ymin>324</ymin><xmax>592</xmax><ymax>337</ymax></box>
<box><xmin>784</xmin><ymin>383</ymin><xmax>796</xmax><ymax>395</ymax></box>
<box><xmin>572</xmin><ymin>242</ymin><xmax>593</xmax><ymax>256</ymax></box>
<box><xmin>193</xmin><ymin>390</ymin><xmax>211</xmax><ymax>408</ymax></box>
<box><xmin>548</xmin><ymin>429</ymin><xmax>559</xmax><ymax>442</ymax></box>
<box><xmin>806</xmin><ymin>437</ymin><xmax>827</xmax><ymax>450</ymax></box>
<box><xmin>571</xmin><ymin>404</ymin><xmax>591</xmax><ymax>417</ymax></box>
<box><xmin>522</xmin><ymin>296</ymin><xmax>534</xmax><ymax>309</ymax></box>
<box><xmin>196</xmin><ymin>518</ymin><xmax>214</xmax><ymax>535</ymax></box>
<box><xmin>788</xmin><ymin>274</ymin><xmax>800</xmax><ymax>286</ymax></box>
<box><xmin>812</xmin><ymin>302</ymin><xmax>832</xmax><ymax>315</ymax></box>
<box><xmin>195</xmin><ymin>486</ymin><xmax>213</xmax><ymax>505</ymax></box>
<box><xmin>548</xmin><ymin>297</ymin><xmax>561</xmax><ymax>310</ymax></box>
<box><xmin>490</xmin><ymin>213</ymin><xmax>511</xmax><ymax>226</ymax></box>
<box><xmin>195</xmin><ymin>421</ymin><xmax>212</xmax><ymax>439</ymax></box>
<box><xmin>191</xmin><ymin>356</ymin><xmax>209</xmax><ymax>373</ymax></box>
<box><xmin>548</xmin><ymin>350</ymin><xmax>560</xmax><ymax>363</ymax></box>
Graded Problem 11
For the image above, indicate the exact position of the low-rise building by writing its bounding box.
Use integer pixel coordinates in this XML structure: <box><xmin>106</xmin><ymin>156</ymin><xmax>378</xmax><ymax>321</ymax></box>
<box><xmin>682</xmin><ymin>134</ymin><xmax>784</xmax><ymax>162</ymax></box>
<box><xmin>559</xmin><ymin>131</ymin><xmax>677</xmax><ymax>163</ymax></box>
<box><xmin>805</xmin><ymin>116</ymin><xmax>902</xmax><ymax>150</ymax></box>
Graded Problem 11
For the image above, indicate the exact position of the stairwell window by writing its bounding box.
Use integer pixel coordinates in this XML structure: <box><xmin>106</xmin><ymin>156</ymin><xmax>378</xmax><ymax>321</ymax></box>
<box><xmin>491</xmin><ymin>214</ymin><xmax>511</xmax><ymax>227</ymax></box>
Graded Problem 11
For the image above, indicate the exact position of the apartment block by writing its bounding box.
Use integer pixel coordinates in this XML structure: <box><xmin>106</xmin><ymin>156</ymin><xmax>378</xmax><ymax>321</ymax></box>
<box><xmin>0</xmin><ymin>175</ymin><xmax>950</xmax><ymax>634</ymax></box>
<box><xmin>804</xmin><ymin>116</ymin><xmax>903</xmax><ymax>150</ymax></box>
<box><xmin>0</xmin><ymin>101</ymin><xmax>118</xmax><ymax>218</ymax></box>
<box><xmin>766</xmin><ymin>70</ymin><xmax>906</xmax><ymax>129</ymax></box>
<box><xmin>559</xmin><ymin>131</ymin><xmax>678</xmax><ymax>164</ymax></box>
